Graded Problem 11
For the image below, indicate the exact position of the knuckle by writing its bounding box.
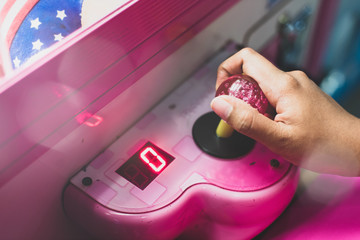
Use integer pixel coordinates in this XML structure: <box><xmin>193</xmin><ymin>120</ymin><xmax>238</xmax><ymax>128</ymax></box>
<box><xmin>289</xmin><ymin>70</ymin><xmax>308</xmax><ymax>81</ymax></box>
<box><xmin>280</xmin><ymin>73</ymin><xmax>301</xmax><ymax>91</ymax></box>
<box><xmin>239</xmin><ymin>47</ymin><xmax>255</xmax><ymax>57</ymax></box>
<box><xmin>217</xmin><ymin>61</ymin><xmax>228</xmax><ymax>72</ymax></box>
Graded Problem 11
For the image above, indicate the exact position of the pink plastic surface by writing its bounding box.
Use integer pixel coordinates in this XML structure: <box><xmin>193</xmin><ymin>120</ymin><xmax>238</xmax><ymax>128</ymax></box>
<box><xmin>63</xmin><ymin>45</ymin><xmax>299</xmax><ymax>240</ymax></box>
<box><xmin>0</xmin><ymin>0</ymin><xmax>239</xmax><ymax>186</ymax></box>
<box><xmin>1</xmin><ymin>2</ymin><xmax>348</xmax><ymax>240</ymax></box>
<box><xmin>64</xmin><ymin>166</ymin><xmax>298</xmax><ymax>240</ymax></box>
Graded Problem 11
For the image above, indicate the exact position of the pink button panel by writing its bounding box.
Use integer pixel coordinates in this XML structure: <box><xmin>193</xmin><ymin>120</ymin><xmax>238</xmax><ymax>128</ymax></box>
<box><xmin>135</xmin><ymin>113</ymin><xmax>157</xmax><ymax>130</ymax></box>
<box><xmin>130</xmin><ymin>181</ymin><xmax>166</xmax><ymax>205</ymax></box>
<box><xmin>173</xmin><ymin>136</ymin><xmax>202</xmax><ymax>162</ymax></box>
<box><xmin>90</xmin><ymin>150</ymin><xmax>114</xmax><ymax>169</ymax></box>
<box><xmin>86</xmin><ymin>180</ymin><xmax>117</xmax><ymax>205</ymax></box>
<box><xmin>65</xmin><ymin>45</ymin><xmax>299</xmax><ymax>240</ymax></box>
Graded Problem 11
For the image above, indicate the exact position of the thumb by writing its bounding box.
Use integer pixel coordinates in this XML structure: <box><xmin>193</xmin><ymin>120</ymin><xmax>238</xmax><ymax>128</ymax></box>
<box><xmin>210</xmin><ymin>95</ymin><xmax>283</xmax><ymax>146</ymax></box>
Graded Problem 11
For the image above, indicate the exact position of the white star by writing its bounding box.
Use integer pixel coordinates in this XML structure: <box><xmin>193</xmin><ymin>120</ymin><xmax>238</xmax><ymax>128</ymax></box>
<box><xmin>13</xmin><ymin>57</ymin><xmax>21</xmax><ymax>68</ymax></box>
<box><xmin>56</xmin><ymin>10</ymin><xmax>67</xmax><ymax>21</ymax></box>
<box><xmin>54</xmin><ymin>33</ymin><xmax>64</xmax><ymax>41</ymax></box>
<box><xmin>30</xmin><ymin>18</ymin><xmax>41</xmax><ymax>29</ymax></box>
<box><xmin>32</xmin><ymin>39</ymin><xmax>44</xmax><ymax>50</ymax></box>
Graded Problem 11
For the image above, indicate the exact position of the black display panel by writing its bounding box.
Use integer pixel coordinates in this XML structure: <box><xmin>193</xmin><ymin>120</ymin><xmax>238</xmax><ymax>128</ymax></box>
<box><xmin>116</xmin><ymin>141</ymin><xmax>175</xmax><ymax>190</ymax></box>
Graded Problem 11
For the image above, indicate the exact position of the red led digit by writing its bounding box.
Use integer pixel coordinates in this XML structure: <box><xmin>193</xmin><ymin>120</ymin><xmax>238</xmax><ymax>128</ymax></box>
<box><xmin>117</xmin><ymin>141</ymin><xmax>175</xmax><ymax>190</ymax></box>
<box><xmin>140</xmin><ymin>147</ymin><xmax>166</xmax><ymax>172</ymax></box>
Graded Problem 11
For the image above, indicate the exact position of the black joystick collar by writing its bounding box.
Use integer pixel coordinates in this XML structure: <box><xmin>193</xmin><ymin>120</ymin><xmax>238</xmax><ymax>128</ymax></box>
<box><xmin>192</xmin><ymin>112</ymin><xmax>255</xmax><ymax>159</ymax></box>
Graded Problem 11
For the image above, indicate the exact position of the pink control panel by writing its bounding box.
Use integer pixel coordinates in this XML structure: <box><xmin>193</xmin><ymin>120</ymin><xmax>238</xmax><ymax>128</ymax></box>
<box><xmin>64</xmin><ymin>47</ymin><xmax>299</xmax><ymax>240</ymax></box>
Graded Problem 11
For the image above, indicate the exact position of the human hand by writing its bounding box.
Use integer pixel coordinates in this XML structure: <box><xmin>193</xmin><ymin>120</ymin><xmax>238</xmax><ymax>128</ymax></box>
<box><xmin>211</xmin><ymin>48</ymin><xmax>360</xmax><ymax>176</ymax></box>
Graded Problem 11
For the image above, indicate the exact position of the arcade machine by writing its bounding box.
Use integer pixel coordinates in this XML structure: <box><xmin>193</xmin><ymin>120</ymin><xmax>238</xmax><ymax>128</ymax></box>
<box><xmin>2</xmin><ymin>0</ymin><xmax>354</xmax><ymax>240</ymax></box>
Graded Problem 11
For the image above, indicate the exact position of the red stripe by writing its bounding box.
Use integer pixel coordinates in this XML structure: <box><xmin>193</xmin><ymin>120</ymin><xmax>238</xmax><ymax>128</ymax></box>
<box><xmin>3</xmin><ymin>0</ymin><xmax>39</xmax><ymax>48</ymax></box>
<box><xmin>0</xmin><ymin>0</ymin><xmax>16</xmax><ymax>23</ymax></box>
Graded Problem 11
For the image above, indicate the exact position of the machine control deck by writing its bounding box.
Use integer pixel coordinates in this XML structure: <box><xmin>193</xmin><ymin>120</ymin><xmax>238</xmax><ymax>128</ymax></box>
<box><xmin>64</xmin><ymin>45</ymin><xmax>298</xmax><ymax>240</ymax></box>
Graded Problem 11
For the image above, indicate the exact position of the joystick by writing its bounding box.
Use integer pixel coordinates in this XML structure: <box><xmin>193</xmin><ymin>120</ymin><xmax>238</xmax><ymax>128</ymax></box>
<box><xmin>192</xmin><ymin>74</ymin><xmax>271</xmax><ymax>158</ymax></box>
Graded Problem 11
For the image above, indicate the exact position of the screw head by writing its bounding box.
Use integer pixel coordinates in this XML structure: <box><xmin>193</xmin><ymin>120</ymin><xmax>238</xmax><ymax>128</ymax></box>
<box><xmin>270</xmin><ymin>159</ymin><xmax>280</xmax><ymax>168</ymax></box>
<box><xmin>82</xmin><ymin>177</ymin><xmax>93</xmax><ymax>186</ymax></box>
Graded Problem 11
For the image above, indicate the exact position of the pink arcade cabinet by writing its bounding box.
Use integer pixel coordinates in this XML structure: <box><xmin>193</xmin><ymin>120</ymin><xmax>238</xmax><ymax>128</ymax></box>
<box><xmin>1</xmin><ymin>1</ymin><xmax>351</xmax><ymax>240</ymax></box>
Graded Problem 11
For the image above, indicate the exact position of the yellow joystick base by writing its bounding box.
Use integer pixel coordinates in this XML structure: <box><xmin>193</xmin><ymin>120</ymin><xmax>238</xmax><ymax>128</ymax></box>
<box><xmin>216</xmin><ymin>120</ymin><xmax>234</xmax><ymax>138</ymax></box>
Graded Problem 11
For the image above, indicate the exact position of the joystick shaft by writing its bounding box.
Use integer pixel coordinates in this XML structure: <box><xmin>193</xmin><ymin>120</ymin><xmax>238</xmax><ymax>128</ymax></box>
<box><xmin>216</xmin><ymin>120</ymin><xmax>234</xmax><ymax>138</ymax></box>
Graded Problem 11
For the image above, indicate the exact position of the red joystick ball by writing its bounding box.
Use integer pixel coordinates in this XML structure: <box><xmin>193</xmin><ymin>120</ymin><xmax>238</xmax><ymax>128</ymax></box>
<box><xmin>215</xmin><ymin>74</ymin><xmax>269</xmax><ymax>115</ymax></box>
<box><xmin>192</xmin><ymin>74</ymin><xmax>270</xmax><ymax>158</ymax></box>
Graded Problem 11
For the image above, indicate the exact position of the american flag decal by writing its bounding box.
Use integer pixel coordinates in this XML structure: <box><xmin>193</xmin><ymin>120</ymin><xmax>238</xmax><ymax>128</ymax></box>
<box><xmin>1</xmin><ymin>0</ymin><xmax>83</xmax><ymax>69</ymax></box>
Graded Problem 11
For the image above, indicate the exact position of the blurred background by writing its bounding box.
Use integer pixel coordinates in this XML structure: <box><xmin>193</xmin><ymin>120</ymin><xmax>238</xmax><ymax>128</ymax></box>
<box><xmin>319</xmin><ymin>0</ymin><xmax>360</xmax><ymax>117</ymax></box>
<box><xmin>275</xmin><ymin>0</ymin><xmax>360</xmax><ymax>117</ymax></box>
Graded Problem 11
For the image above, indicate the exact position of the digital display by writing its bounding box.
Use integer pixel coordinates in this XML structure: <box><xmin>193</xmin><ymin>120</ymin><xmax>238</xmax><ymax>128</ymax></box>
<box><xmin>116</xmin><ymin>141</ymin><xmax>175</xmax><ymax>190</ymax></box>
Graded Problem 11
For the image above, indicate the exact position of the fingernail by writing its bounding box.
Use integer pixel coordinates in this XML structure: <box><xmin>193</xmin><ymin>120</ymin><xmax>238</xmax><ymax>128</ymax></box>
<box><xmin>211</xmin><ymin>96</ymin><xmax>233</xmax><ymax>121</ymax></box>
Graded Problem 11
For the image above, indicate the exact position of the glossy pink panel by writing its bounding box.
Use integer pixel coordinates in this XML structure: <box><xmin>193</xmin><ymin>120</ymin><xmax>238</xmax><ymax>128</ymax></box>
<box><xmin>87</xmin><ymin>181</ymin><xmax>117</xmax><ymax>204</ymax></box>
<box><xmin>173</xmin><ymin>136</ymin><xmax>202</xmax><ymax>162</ymax></box>
<box><xmin>90</xmin><ymin>150</ymin><xmax>114</xmax><ymax>169</ymax></box>
<box><xmin>64</xmin><ymin>166</ymin><xmax>299</xmax><ymax>240</ymax></box>
<box><xmin>0</xmin><ymin>0</ymin><xmax>239</xmax><ymax>185</ymax></box>
<box><xmin>135</xmin><ymin>113</ymin><xmax>156</xmax><ymax>130</ymax></box>
<box><xmin>130</xmin><ymin>181</ymin><xmax>166</xmax><ymax>205</ymax></box>
<box><xmin>201</xmin><ymin>143</ymin><xmax>291</xmax><ymax>191</ymax></box>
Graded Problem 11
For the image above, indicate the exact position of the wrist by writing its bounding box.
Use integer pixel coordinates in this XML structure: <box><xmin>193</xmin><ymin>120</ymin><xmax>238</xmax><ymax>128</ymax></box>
<box><xmin>328</xmin><ymin>114</ymin><xmax>360</xmax><ymax>176</ymax></box>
